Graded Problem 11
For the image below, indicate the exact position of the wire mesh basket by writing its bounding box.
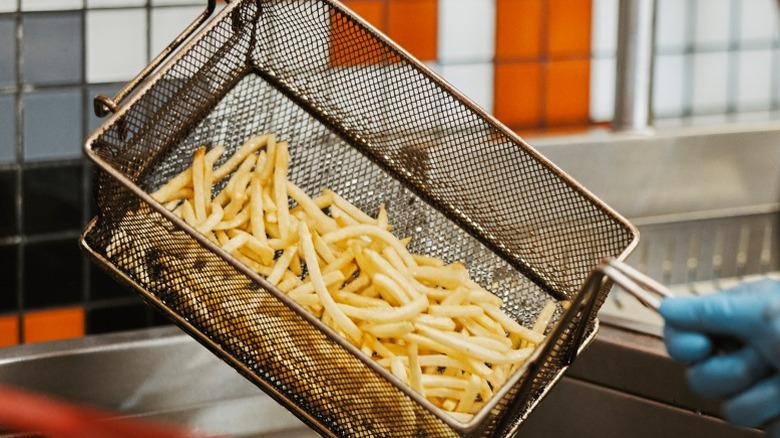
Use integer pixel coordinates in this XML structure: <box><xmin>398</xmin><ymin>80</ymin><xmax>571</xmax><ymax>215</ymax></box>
<box><xmin>81</xmin><ymin>0</ymin><xmax>638</xmax><ymax>436</ymax></box>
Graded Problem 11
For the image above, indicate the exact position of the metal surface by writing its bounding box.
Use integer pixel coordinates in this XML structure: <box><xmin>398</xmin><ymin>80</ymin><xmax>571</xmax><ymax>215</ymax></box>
<box><xmin>0</xmin><ymin>323</ymin><xmax>759</xmax><ymax>437</ymax></box>
<box><xmin>530</xmin><ymin>123</ymin><xmax>780</xmax><ymax>219</ymax></box>
<box><xmin>529</xmin><ymin>123</ymin><xmax>780</xmax><ymax>328</ymax></box>
<box><xmin>0</xmin><ymin>326</ymin><xmax>314</xmax><ymax>438</ymax></box>
<box><xmin>81</xmin><ymin>1</ymin><xmax>638</xmax><ymax>436</ymax></box>
<box><xmin>613</xmin><ymin>0</ymin><xmax>655</xmax><ymax>132</ymax></box>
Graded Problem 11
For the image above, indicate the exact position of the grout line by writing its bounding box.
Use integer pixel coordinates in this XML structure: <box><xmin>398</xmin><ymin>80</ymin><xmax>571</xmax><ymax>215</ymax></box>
<box><xmin>538</xmin><ymin>0</ymin><xmax>549</xmax><ymax>130</ymax></box>
<box><xmin>0</xmin><ymin>230</ymin><xmax>83</xmax><ymax>246</ymax></box>
<box><xmin>84</xmin><ymin>297</ymin><xmax>145</xmax><ymax>311</ymax></box>
<box><xmin>772</xmin><ymin>32</ymin><xmax>780</xmax><ymax>111</ymax></box>
<box><xmin>726</xmin><ymin>0</ymin><xmax>741</xmax><ymax>115</ymax></box>
<box><xmin>11</xmin><ymin>3</ymin><xmax>204</xmax><ymax>14</ymax></box>
<box><xmin>81</xmin><ymin>0</ymin><xmax>91</xmax><ymax>332</ymax></box>
<box><xmin>10</xmin><ymin>157</ymin><xmax>83</xmax><ymax>169</ymax></box>
<box><xmin>146</xmin><ymin>0</ymin><xmax>153</xmax><ymax>64</ymax></box>
<box><xmin>680</xmin><ymin>0</ymin><xmax>696</xmax><ymax>119</ymax></box>
<box><xmin>14</xmin><ymin>0</ymin><xmax>24</xmax><ymax>344</ymax></box>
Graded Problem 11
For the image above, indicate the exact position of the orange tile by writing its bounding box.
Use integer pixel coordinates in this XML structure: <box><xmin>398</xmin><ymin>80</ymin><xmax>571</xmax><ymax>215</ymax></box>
<box><xmin>544</xmin><ymin>59</ymin><xmax>590</xmax><ymax>124</ymax></box>
<box><xmin>547</xmin><ymin>0</ymin><xmax>592</xmax><ymax>59</ymax></box>
<box><xmin>387</xmin><ymin>0</ymin><xmax>437</xmax><ymax>61</ymax></box>
<box><xmin>330</xmin><ymin>1</ymin><xmax>388</xmax><ymax>67</ymax></box>
<box><xmin>495</xmin><ymin>0</ymin><xmax>543</xmax><ymax>60</ymax></box>
<box><xmin>0</xmin><ymin>316</ymin><xmax>19</xmax><ymax>347</ymax></box>
<box><xmin>494</xmin><ymin>62</ymin><xmax>543</xmax><ymax>128</ymax></box>
<box><xmin>23</xmin><ymin>307</ymin><xmax>85</xmax><ymax>344</ymax></box>
<box><xmin>341</xmin><ymin>0</ymin><xmax>386</xmax><ymax>30</ymax></box>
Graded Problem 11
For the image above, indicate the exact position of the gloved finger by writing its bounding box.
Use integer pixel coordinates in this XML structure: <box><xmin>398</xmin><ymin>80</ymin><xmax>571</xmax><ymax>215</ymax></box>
<box><xmin>663</xmin><ymin>325</ymin><xmax>712</xmax><ymax>363</ymax></box>
<box><xmin>755</xmin><ymin>300</ymin><xmax>780</xmax><ymax>370</ymax></box>
<box><xmin>764</xmin><ymin>417</ymin><xmax>780</xmax><ymax>438</ymax></box>
<box><xmin>723</xmin><ymin>374</ymin><xmax>780</xmax><ymax>428</ymax></box>
<box><xmin>658</xmin><ymin>287</ymin><xmax>780</xmax><ymax>338</ymax></box>
<box><xmin>686</xmin><ymin>346</ymin><xmax>772</xmax><ymax>398</ymax></box>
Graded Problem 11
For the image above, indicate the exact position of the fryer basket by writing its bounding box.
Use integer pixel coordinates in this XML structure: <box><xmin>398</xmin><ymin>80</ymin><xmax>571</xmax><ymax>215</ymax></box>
<box><xmin>81</xmin><ymin>1</ymin><xmax>638</xmax><ymax>436</ymax></box>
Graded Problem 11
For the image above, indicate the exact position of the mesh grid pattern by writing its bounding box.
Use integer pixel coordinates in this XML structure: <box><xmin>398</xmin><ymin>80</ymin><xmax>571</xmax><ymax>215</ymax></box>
<box><xmin>83</xmin><ymin>0</ymin><xmax>636</xmax><ymax>436</ymax></box>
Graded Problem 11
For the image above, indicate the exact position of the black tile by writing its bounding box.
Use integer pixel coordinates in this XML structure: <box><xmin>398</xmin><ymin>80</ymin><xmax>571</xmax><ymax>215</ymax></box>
<box><xmin>0</xmin><ymin>245</ymin><xmax>18</xmax><ymax>312</ymax></box>
<box><xmin>23</xmin><ymin>164</ymin><xmax>82</xmax><ymax>235</ymax></box>
<box><xmin>89</xmin><ymin>263</ymin><xmax>134</xmax><ymax>300</ymax></box>
<box><xmin>87</xmin><ymin>303</ymin><xmax>150</xmax><ymax>335</ymax></box>
<box><xmin>23</xmin><ymin>238</ymin><xmax>82</xmax><ymax>308</ymax></box>
<box><xmin>148</xmin><ymin>307</ymin><xmax>173</xmax><ymax>328</ymax></box>
<box><xmin>0</xmin><ymin>170</ymin><xmax>15</xmax><ymax>237</ymax></box>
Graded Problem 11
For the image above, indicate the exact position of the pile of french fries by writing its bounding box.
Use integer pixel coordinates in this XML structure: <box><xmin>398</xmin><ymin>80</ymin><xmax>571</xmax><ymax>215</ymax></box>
<box><xmin>149</xmin><ymin>133</ymin><xmax>557</xmax><ymax>422</ymax></box>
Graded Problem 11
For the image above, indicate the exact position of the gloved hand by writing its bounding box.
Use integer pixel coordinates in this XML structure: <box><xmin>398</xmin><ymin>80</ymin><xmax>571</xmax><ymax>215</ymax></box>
<box><xmin>658</xmin><ymin>277</ymin><xmax>780</xmax><ymax>435</ymax></box>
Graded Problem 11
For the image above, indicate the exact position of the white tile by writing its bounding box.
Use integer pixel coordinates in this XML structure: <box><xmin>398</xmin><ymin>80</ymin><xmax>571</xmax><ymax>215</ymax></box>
<box><xmin>88</xmin><ymin>0</ymin><xmax>146</xmax><ymax>7</ymax></box>
<box><xmin>151</xmin><ymin>6</ymin><xmax>202</xmax><ymax>56</ymax></box>
<box><xmin>691</xmin><ymin>51</ymin><xmax>728</xmax><ymax>113</ymax></box>
<box><xmin>737</xmin><ymin>49</ymin><xmax>773</xmax><ymax>111</ymax></box>
<box><xmin>152</xmin><ymin>0</ymin><xmax>198</xmax><ymax>5</ymax></box>
<box><xmin>423</xmin><ymin>61</ymin><xmax>443</xmax><ymax>76</ymax></box>
<box><xmin>739</xmin><ymin>0</ymin><xmax>778</xmax><ymax>43</ymax></box>
<box><xmin>438</xmin><ymin>0</ymin><xmax>495</xmax><ymax>62</ymax></box>
<box><xmin>653</xmin><ymin>53</ymin><xmax>686</xmax><ymax>117</ymax></box>
<box><xmin>87</xmin><ymin>9</ymin><xmax>147</xmax><ymax>83</ymax></box>
<box><xmin>0</xmin><ymin>0</ymin><xmax>16</xmax><ymax>13</ymax></box>
<box><xmin>590</xmin><ymin>57</ymin><xmax>615</xmax><ymax>122</ymax></box>
<box><xmin>591</xmin><ymin>0</ymin><xmax>618</xmax><ymax>56</ymax></box>
<box><xmin>439</xmin><ymin>63</ymin><xmax>494</xmax><ymax>113</ymax></box>
<box><xmin>694</xmin><ymin>0</ymin><xmax>730</xmax><ymax>48</ymax></box>
<box><xmin>655</xmin><ymin>0</ymin><xmax>688</xmax><ymax>51</ymax></box>
<box><xmin>22</xmin><ymin>0</ymin><xmax>81</xmax><ymax>11</ymax></box>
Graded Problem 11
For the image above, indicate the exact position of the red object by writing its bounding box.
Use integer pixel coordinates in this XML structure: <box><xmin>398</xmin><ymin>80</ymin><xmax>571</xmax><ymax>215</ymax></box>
<box><xmin>0</xmin><ymin>385</ymin><xmax>214</xmax><ymax>438</ymax></box>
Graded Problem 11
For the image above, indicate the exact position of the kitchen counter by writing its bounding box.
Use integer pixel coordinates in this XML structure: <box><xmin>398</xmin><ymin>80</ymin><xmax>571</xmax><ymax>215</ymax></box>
<box><xmin>0</xmin><ymin>320</ymin><xmax>760</xmax><ymax>437</ymax></box>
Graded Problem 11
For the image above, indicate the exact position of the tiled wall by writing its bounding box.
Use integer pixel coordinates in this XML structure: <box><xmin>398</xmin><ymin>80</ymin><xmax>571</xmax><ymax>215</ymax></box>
<box><xmin>593</xmin><ymin>0</ymin><xmax>780</xmax><ymax>124</ymax></box>
<box><xmin>0</xmin><ymin>0</ymin><xmax>205</xmax><ymax>346</ymax></box>
<box><xmin>0</xmin><ymin>0</ymin><xmax>778</xmax><ymax>345</ymax></box>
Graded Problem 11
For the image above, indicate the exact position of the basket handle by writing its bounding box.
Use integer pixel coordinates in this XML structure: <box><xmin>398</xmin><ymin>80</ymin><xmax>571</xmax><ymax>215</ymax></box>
<box><xmin>93</xmin><ymin>0</ymin><xmax>218</xmax><ymax>117</ymax></box>
<box><xmin>495</xmin><ymin>258</ymin><xmax>674</xmax><ymax>437</ymax></box>
<box><xmin>564</xmin><ymin>257</ymin><xmax>675</xmax><ymax>364</ymax></box>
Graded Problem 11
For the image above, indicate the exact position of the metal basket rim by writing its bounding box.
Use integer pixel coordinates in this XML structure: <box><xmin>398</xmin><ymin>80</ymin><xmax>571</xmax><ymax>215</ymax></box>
<box><xmin>81</xmin><ymin>0</ymin><xmax>640</xmax><ymax>434</ymax></box>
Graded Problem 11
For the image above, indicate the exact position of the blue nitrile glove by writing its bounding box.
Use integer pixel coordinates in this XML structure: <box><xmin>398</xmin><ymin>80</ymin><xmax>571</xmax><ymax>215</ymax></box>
<box><xmin>659</xmin><ymin>278</ymin><xmax>780</xmax><ymax>433</ymax></box>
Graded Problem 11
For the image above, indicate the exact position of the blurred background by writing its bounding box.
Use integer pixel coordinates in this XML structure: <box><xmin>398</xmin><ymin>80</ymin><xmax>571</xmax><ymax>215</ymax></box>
<box><xmin>0</xmin><ymin>0</ymin><xmax>778</xmax><ymax>345</ymax></box>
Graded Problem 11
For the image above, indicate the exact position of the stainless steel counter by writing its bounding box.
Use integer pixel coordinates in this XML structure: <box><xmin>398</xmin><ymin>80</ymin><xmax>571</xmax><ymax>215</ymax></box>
<box><xmin>0</xmin><ymin>322</ymin><xmax>760</xmax><ymax>437</ymax></box>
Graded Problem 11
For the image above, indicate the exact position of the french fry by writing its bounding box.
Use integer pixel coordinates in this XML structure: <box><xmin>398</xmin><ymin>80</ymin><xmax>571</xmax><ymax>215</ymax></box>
<box><xmin>362</xmin><ymin>321</ymin><xmax>414</xmax><ymax>338</ymax></box>
<box><xmin>407</xmin><ymin>341</ymin><xmax>425</xmax><ymax>397</ymax></box>
<box><xmin>273</xmin><ymin>141</ymin><xmax>290</xmax><ymax>239</ymax></box>
<box><xmin>196</xmin><ymin>203</ymin><xmax>224</xmax><ymax>234</ymax></box>
<box><xmin>299</xmin><ymin>222</ymin><xmax>362</xmax><ymax>344</ymax></box>
<box><xmin>192</xmin><ymin>147</ymin><xmax>207</xmax><ymax>222</ymax></box>
<box><xmin>532</xmin><ymin>300</ymin><xmax>557</xmax><ymax>334</ymax></box>
<box><xmin>287</xmin><ymin>181</ymin><xmax>338</xmax><ymax>234</ymax></box>
<box><xmin>249</xmin><ymin>177</ymin><xmax>267</xmax><ymax>245</ymax></box>
<box><xmin>213</xmin><ymin>134</ymin><xmax>268</xmax><ymax>181</ymax></box>
<box><xmin>325</xmin><ymin>188</ymin><xmax>377</xmax><ymax>225</ymax></box>
<box><xmin>287</xmin><ymin>270</ymin><xmax>344</xmax><ymax>297</ymax></box>
<box><xmin>258</xmin><ymin>134</ymin><xmax>276</xmax><ymax>182</ymax></box>
<box><xmin>267</xmin><ymin>246</ymin><xmax>298</xmax><ymax>286</ymax></box>
<box><xmin>339</xmin><ymin>294</ymin><xmax>428</xmax><ymax>324</ymax></box>
<box><xmin>148</xmin><ymin>132</ymin><xmax>554</xmax><ymax>423</ymax></box>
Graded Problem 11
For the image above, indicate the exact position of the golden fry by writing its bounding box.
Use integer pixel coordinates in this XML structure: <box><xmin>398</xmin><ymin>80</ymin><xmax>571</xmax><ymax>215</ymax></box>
<box><xmin>152</xmin><ymin>133</ymin><xmax>552</xmax><ymax>422</ymax></box>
